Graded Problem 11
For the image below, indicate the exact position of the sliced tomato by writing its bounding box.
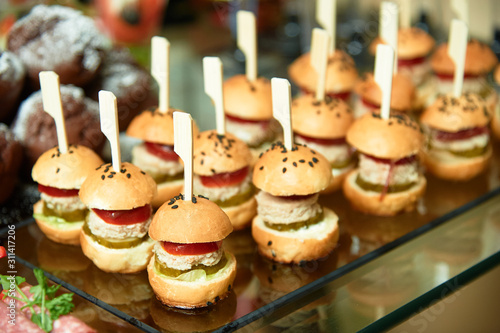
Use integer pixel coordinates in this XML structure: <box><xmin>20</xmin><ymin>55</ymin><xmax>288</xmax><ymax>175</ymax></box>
<box><xmin>364</xmin><ymin>154</ymin><xmax>417</xmax><ymax>166</ymax></box>
<box><xmin>361</xmin><ymin>98</ymin><xmax>380</xmax><ymax>109</ymax></box>
<box><xmin>398</xmin><ymin>56</ymin><xmax>426</xmax><ymax>67</ymax></box>
<box><xmin>295</xmin><ymin>133</ymin><xmax>346</xmax><ymax>146</ymax></box>
<box><xmin>92</xmin><ymin>204</ymin><xmax>151</xmax><ymax>225</ymax></box>
<box><xmin>161</xmin><ymin>241</ymin><xmax>222</xmax><ymax>256</ymax></box>
<box><xmin>225</xmin><ymin>113</ymin><xmax>270</xmax><ymax>128</ymax></box>
<box><xmin>435</xmin><ymin>72</ymin><xmax>479</xmax><ymax>81</ymax></box>
<box><xmin>145</xmin><ymin>142</ymin><xmax>179</xmax><ymax>161</ymax></box>
<box><xmin>435</xmin><ymin>126</ymin><xmax>489</xmax><ymax>142</ymax></box>
<box><xmin>38</xmin><ymin>184</ymin><xmax>79</xmax><ymax>198</ymax></box>
<box><xmin>199</xmin><ymin>167</ymin><xmax>249</xmax><ymax>188</ymax></box>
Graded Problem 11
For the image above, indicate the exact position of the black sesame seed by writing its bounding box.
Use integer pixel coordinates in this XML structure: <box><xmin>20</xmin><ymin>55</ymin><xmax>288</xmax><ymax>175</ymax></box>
<box><xmin>168</xmin><ymin>200</ymin><xmax>175</xmax><ymax>205</ymax></box>
<box><xmin>69</xmin><ymin>150</ymin><xmax>73</xmax><ymax>154</ymax></box>
<box><xmin>211</xmin><ymin>169</ymin><xmax>216</xmax><ymax>174</ymax></box>
<box><xmin>293</xmin><ymin>162</ymin><xmax>297</xmax><ymax>167</ymax></box>
<box><xmin>101</xmin><ymin>175</ymin><xmax>105</xmax><ymax>180</ymax></box>
<box><xmin>268</xmin><ymin>277</ymin><xmax>273</xmax><ymax>284</ymax></box>
<box><xmin>56</xmin><ymin>168</ymin><xmax>60</xmax><ymax>173</ymax></box>
<box><xmin>207</xmin><ymin>301</ymin><xmax>213</xmax><ymax>306</ymax></box>
<box><xmin>267</xmin><ymin>241</ymin><xmax>272</xmax><ymax>246</ymax></box>
<box><xmin>259</xmin><ymin>166</ymin><xmax>264</xmax><ymax>170</ymax></box>
<box><xmin>299</xmin><ymin>159</ymin><xmax>305</xmax><ymax>163</ymax></box>
<box><xmin>272</xmin><ymin>264</ymin><xmax>277</xmax><ymax>271</ymax></box>
<box><xmin>192</xmin><ymin>197</ymin><xmax>197</xmax><ymax>204</ymax></box>
<box><xmin>227</xmin><ymin>154</ymin><xmax>232</xmax><ymax>158</ymax></box>
<box><xmin>283</xmin><ymin>157</ymin><xmax>287</xmax><ymax>162</ymax></box>
<box><xmin>120</xmin><ymin>169</ymin><xmax>126</xmax><ymax>173</ymax></box>
<box><xmin>108</xmin><ymin>174</ymin><xmax>114</xmax><ymax>178</ymax></box>
<box><xmin>282</xmin><ymin>167</ymin><xmax>287</xmax><ymax>173</ymax></box>
<box><xmin>201</xmin><ymin>159</ymin><xmax>204</xmax><ymax>165</ymax></box>
<box><xmin>172</xmin><ymin>205</ymin><xmax>178</xmax><ymax>209</ymax></box>
<box><xmin>312</xmin><ymin>157</ymin><xmax>318</xmax><ymax>163</ymax></box>
<box><xmin>51</xmin><ymin>154</ymin><xmax>55</xmax><ymax>158</ymax></box>
<box><xmin>228</xmin><ymin>285</ymin><xmax>232</xmax><ymax>291</ymax></box>
<box><xmin>110</xmin><ymin>171</ymin><xmax>116</xmax><ymax>175</ymax></box>
<box><xmin>309</xmin><ymin>161</ymin><xmax>314</xmax><ymax>167</ymax></box>
<box><xmin>214</xmin><ymin>296</ymin><xmax>220</xmax><ymax>302</ymax></box>
<box><xmin>141</xmin><ymin>171</ymin><xmax>145</xmax><ymax>175</ymax></box>
<box><xmin>127</xmin><ymin>174</ymin><xmax>131</xmax><ymax>178</ymax></box>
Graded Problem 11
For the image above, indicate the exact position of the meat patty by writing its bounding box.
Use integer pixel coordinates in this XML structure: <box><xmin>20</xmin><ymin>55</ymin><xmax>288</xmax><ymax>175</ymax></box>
<box><xmin>87</xmin><ymin>209</ymin><xmax>151</xmax><ymax>239</ymax></box>
<box><xmin>132</xmin><ymin>143</ymin><xmax>183</xmax><ymax>178</ymax></box>
<box><xmin>154</xmin><ymin>242</ymin><xmax>223</xmax><ymax>271</ymax></box>
<box><xmin>255</xmin><ymin>191</ymin><xmax>322</xmax><ymax>224</ymax></box>
<box><xmin>430</xmin><ymin>132</ymin><xmax>489</xmax><ymax>152</ymax></box>
<box><xmin>295</xmin><ymin>136</ymin><xmax>352</xmax><ymax>165</ymax></box>
<box><xmin>193</xmin><ymin>172</ymin><xmax>252</xmax><ymax>203</ymax></box>
<box><xmin>226</xmin><ymin>117</ymin><xmax>276</xmax><ymax>147</ymax></box>
<box><xmin>358</xmin><ymin>153</ymin><xmax>419</xmax><ymax>186</ymax></box>
<box><xmin>41</xmin><ymin>193</ymin><xmax>87</xmax><ymax>213</ymax></box>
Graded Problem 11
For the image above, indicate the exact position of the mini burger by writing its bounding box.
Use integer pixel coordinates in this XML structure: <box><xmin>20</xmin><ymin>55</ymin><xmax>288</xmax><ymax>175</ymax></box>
<box><xmin>79</xmin><ymin>162</ymin><xmax>157</xmax><ymax>273</ymax></box>
<box><xmin>32</xmin><ymin>144</ymin><xmax>103</xmax><ymax>245</ymax></box>
<box><xmin>369</xmin><ymin>27</ymin><xmax>435</xmax><ymax>86</ymax></box>
<box><xmin>353</xmin><ymin>73</ymin><xmax>416</xmax><ymax>118</ymax></box>
<box><xmin>192</xmin><ymin>130</ymin><xmax>257</xmax><ymax>230</ymax></box>
<box><xmin>492</xmin><ymin>65</ymin><xmax>500</xmax><ymax>140</ymax></box>
<box><xmin>252</xmin><ymin>142</ymin><xmax>339</xmax><ymax>263</ymax></box>
<box><xmin>288</xmin><ymin>49</ymin><xmax>358</xmax><ymax>102</ymax></box>
<box><xmin>343</xmin><ymin>112</ymin><xmax>426</xmax><ymax>216</ymax></box>
<box><xmin>147</xmin><ymin>194</ymin><xmax>237</xmax><ymax>309</ymax></box>
<box><xmin>420</xmin><ymin>93</ymin><xmax>492</xmax><ymax>181</ymax></box>
<box><xmin>430</xmin><ymin>39</ymin><xmax>498</xmax><ymax>106</ymax></box>
<box><xmin>223</xmin><ymin>75</ymin><xmax>281</xmax><ymax>161</ymax></box>
<box><xmin>126</xmin><ymin>108</ymin><xmax>198</xmax><ymax>208</ymax></box>
<box><xmin>291</xmin><ymin>95</ymin><xmax>356</xmax><ymax>193</ymax></box>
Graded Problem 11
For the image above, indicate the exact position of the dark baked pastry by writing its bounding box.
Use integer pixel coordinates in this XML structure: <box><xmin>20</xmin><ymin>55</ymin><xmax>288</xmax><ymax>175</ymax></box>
<box><xmin>7</xmin><ymin>4</ymin><xmax>110</xmax><ymax>87</ymax></box>
<box><xmin>0</xmin><ymin>124</ymin><xmax>23</xmax><ymax>203</ymax></box>
<box><xmin>85</xmin><ymin>47</ymin><xmax>157</xmax><ymax>130</ymax></box>
<box><xmin>0</xmin><ymin>51</ymin><xmax>26</xmax><ymax>122</ymax></box>
<box><xmin>11</xmin><ymin>84</ymin><xmax>105</xmax><ymax>167</ymax></box>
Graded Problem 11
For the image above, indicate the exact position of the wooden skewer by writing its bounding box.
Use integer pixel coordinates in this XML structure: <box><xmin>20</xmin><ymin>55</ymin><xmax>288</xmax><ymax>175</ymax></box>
<box><xmin>374</xmin><ymin>44</ymin><xmax>395</xmax><ymax>120</ymax></box>
<box><xmin>316</xmin><ymin>0</ymin><xmax>336</xmax><ymax>52</ymax></box>
<box><xmin>98</xmin><ymin>90</ymin><xmax>121</xmax><ymax>172</ymax></box>
<box><xmin>380</xmin><ymin>1</ymin><xmax>399</xmax><ymax>74</ymax></box>
<box><xmin>448</xmin><ymin>19</ymin><xmax>469</xmax><ymax>98</ymax></box>
<box><xmin>237</xmin><ymin>10</ymin><xmax>257</xmax><ymax>82</ymax></box>
<box><xmin>151</xmin><ymin>36</ymin><xmax>170</xmax><ymax>113</ymax></box>
<box><xmin>310</xmin><ymin>28</ymin><xmax>330</xmax><ymax>102</ymax></box>
<box><xmin>399</xmin><ymin>0</ymin><xmax>411</xmax><ymax>29</ymax></box>
<box><xmin>451</xmin><ymin>0</ymin><xmax>469</xmax><ymax>26</ymax></box>
<box><xmin>39</xmin><ymin>71</ymin><xmax>68</xmax><ymax>154</ymax></box>
<box><xmin>173</xmin><ymin>111</ymin><xmax>193</xmax><ymax>201</ymax></box>
<box><xmin>203</xmin><ymin>56</ymin><xmax>225</xmax><ymax>135</ymax></box>
<box><xmin>271</xmin><ymin>78</ymin><xmax>293</xmax><ymax>150</ymax></box>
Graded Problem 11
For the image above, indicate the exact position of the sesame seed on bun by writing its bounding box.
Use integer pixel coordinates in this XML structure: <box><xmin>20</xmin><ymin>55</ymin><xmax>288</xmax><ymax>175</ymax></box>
<box><xmin>369</xmin><ymin>27</ymin><xmax>435</xmax><ymax>59</ymax></box>
<box><xmin>355</xmin><ymin>73</ymin><xmax>416</xmax><ymax>112</ymax></box>
<box><xmin>193</xmin><ymin>130</ymin><xmax>253</xmax><ymax>176</ymax></box>
<box><xmin>32</xmin><ymin>144</ymin><xmax>103</xmax><ymax>189</ymax></box>
<box><xmin>420</xmin><ymin>93</ymin><xmax>490</xmax><ymax>132</ymax></box>
<box><xmin>291</xmin><ymin>94</ymin><xmax>354</xmax><ymax>139</ymax></box>
<box><xmin>223</xmin><ymin>75</ymin><xmax>273</xmax><ymax>121</ymax></box>
<box><xmin>288</xmin><ymin>49</ymin><xmax>358</xmax><ymax>95</ymax></box>
<box><xmin>346</xmin><ymin>111</ymin><xmax>424</xmax><ymax>160</ymax></box>
<box><xmin>79</xmin><ymin>162</ymin><xmax>157</xmax><ymax>210</ymax></box>
<box><xmin>149</xmin><ymin>195</ymin><xmax>233</xmax><ymax>244</ymax></box>
<box><xmin>431</xmin><ymin>39</ymin><xmax>498</xmax><ymax>76</ymax></box>
<box><xmin>253</xmin><ymin>142</ymin><xmax>332</xmax><ymax>196</ymax></box>
<box><xmin>126</xmin><ymin>108</ymin><xmax>199</xmax><ymax>146</ymax></box>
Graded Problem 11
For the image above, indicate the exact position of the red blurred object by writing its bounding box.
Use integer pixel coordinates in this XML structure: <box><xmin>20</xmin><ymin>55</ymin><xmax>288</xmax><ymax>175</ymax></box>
<box><xmin>161</xmin><ymin>240</ymin><xmax>222</xmax><ymax>256</ymax></box>
<box><xmin>0</xmin><ymin>246</ymin><xmax>6</xmax><ymax>259</ymax></box>
<box><xmin>92</xmin><ymin>204</ymin><xmax>152</xmax><ymax>225</ymax></box>
<box><xmin>95</xmin><ymin>0</ymin><xmax>168</xmax><ymax>44</ymax></box>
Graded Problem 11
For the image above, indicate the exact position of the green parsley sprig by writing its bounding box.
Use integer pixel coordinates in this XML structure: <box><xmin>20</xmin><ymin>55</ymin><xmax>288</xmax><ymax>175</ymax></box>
<box><xmin>1</xmin><ymin>268</ymin><xmax>75</xmax><ymax>332</ymax></box>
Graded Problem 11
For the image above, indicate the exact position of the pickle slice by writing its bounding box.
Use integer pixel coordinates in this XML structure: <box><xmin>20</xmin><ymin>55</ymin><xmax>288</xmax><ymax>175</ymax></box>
<box><xmin>213</xmin><ymin>185</ymin><xmax>255</xmax><ymax>208</ymax></box>
<box><xmin>355</xmin><ymin>176</ymin><xmax>415</xmax><ymax>193</ymax></box>
<box><xmin>43</xmin><ymin>202</ymin><xmax>87</xmax><ymax>222</ymax></box>
<box><xmin>264</xmin><ymin>210</ymin><xmax>324</xmax><ymax>232</ymax></box>
<box><xmin>82</xmin><ymin>223</ymin><xmax>148</xmax><ymax>249</ymax></box>
<box><xmin>450</xmin><ymin>145</ymin><xmax>488</xmax><ymax>158</ymax></box>
<box><xmin>154</xmin><ymin>254</ymin><xmax>228</xmax><ymax>278</ymax></box>
<box><xmin>151</xmin><ymin>172</ymin><xmax>183</xmax><ymax>184</ymax></box>
<box><xmin>331</xmin><ymin>154</ymin><xmax>357</xmax><ymax>170</ymax></box>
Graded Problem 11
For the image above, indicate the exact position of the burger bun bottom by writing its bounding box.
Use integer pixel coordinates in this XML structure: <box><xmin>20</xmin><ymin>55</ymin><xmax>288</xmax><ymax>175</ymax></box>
<box><xmin>252</xmin><ymin>207</ymin><xmax>339</xmax><ymax>264</ymax></box>
<box><xmin>221</xmin><ymin>195</ymin><xmax>257</xmax><ymax>230</ymax></box>
<box><xmin>342</xmin><ymin>170</ymin><xmax>426</xmax><ymax>216</ymax></box>
<box><xmin>147</xmin><ymin>252</ymin><xmax>237</xmax><ymax>309</ymax></box>
<box><xmin>320</xmin><ymin>163</ymin><xmax>356</xmax><ymax>194</ymax></box>
<box><xmin>80</xmin><ymin>231</ymin><xmax>155</xmax><ymax>273</ymax></box>
<box><xmin>33</xmin><ymin>200</ymin><xmax>83</xmax><ymax>246</ymax></box>
<box><xmin>422</xmin><ymin>146</ymin><xmax>492</xmax><ymax>181</ymax></box>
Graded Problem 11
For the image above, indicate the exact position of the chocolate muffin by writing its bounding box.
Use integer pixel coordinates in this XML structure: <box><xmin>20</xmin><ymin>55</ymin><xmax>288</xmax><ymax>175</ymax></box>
<box><xmin>85</xmin><ymin>47</ymin><xmax>157</xmax><ymax>130</ymax></box>
<box><xmin>0</xmin><ymin>124</ymin><xmax>23</xmax><ymax>203</ymax></box>
<box><xmin>11</xmin><ymin>85</ymin><xmax>105</xmax><ymax>168</ymax></box>
<box><xmin>7</xmin><ymin>4</ymin><xmax>110</xmax><ymax>88</ymax></box>
<box><xmin>0</xmin><ymin>51</ymin><xmax>26</xmax><ymax>122</ymax></box>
